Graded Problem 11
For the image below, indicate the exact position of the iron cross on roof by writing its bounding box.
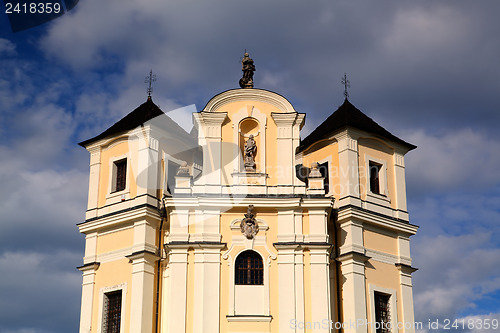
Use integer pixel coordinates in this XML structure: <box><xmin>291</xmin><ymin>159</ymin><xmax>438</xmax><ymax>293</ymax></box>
<box><xmin>145</xmin><ymin>69</ymin><xmax>157</xmax><ymax>97</ymax></box>
<box><xmin>341</xmin><ymin>73</ymin><xmax>350</xmax><ymax>99</ymax></box>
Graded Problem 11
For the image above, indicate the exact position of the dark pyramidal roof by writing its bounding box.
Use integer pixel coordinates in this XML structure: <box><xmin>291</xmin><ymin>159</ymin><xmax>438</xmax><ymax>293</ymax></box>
<box><xmin>79</xmin><ymin>96</ymin><xmax>189</xmax><ymax>147</ymax></box>
<box><xmin>298</xmin><ymin>99</ymin><xmax>416</xmax><ymax>152</ymax></box>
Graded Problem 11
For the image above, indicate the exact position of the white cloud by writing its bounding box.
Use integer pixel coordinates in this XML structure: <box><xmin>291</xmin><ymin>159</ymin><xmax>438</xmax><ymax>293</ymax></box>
<box><xmin>405</xmin><ymin>129</ymin><xmax>500</xmax><ymax>196</ymax></box>
<box><xmin>413</xmin><ymin>233</ymin><xmax>500</xmax><ymax>321</ymax></box>
<box><xmin>0</xmin><ymin>38</ymin><xmax>16</xmax><ymax>56</ymax></box>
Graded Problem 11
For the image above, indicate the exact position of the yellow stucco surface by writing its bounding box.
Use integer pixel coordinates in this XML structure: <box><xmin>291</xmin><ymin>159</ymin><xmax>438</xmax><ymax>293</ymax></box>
<box><xmin>96</xmin><ymin>226</ymin><xmax>134</xmax><ymax>255</ymax></box>
<box><xmin>363</xmin><ymin>228</ymin><xmax>398</xmax><ymax>256</ymax></box>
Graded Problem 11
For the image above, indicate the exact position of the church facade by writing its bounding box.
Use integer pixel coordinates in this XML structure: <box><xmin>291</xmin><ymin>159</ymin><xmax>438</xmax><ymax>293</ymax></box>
<box><xmin>77</xmin><ymin>56</ymin><xmax>418</xmax><ymax>333</ymax></box>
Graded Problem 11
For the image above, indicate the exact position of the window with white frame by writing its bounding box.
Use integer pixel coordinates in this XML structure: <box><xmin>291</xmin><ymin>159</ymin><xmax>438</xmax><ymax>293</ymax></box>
<box><xmin>369</xmin><ymin>285</ymin><xmax>398</xmax><ymax>333</ymax></box>
<box><xmin>369</xmin><ymin>161</ymin><xmax>382</xmax><ymax>194</ymax></box>
<box><xmin>103</xmin><ymin>290</ymin><xmax>122</xmax><ymax>333</ymax></box>
<box><xmin>98</xmin><ymin>283</ymin><xmax>126</xmax><ymax>333</ymax></box>
<box><xmin>112</xmin><ymin>158</ymin><xmax>127</xmax><ymax>193</ymax></box>
<box><xmin>365</xmin><ymin>156</ymin><xmax>388</xmax><ymax>199</ymax></box>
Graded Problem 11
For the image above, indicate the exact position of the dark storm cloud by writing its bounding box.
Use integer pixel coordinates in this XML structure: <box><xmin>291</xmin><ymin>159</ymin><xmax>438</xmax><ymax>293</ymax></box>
<box><xmin>41</xmin><ymin>0</ymin><xmax>500</xmax><ymax>136</ymax></box>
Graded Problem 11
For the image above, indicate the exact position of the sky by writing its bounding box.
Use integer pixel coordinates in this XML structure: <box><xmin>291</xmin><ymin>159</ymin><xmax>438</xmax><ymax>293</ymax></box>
<box><xmin>0</xmin><ymin>1</ymin><xmax>499</xmax><ymax>332</ymax></box>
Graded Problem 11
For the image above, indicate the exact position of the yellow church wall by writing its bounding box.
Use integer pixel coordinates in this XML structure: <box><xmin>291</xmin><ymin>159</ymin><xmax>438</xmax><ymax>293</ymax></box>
<box><xmin>357</xmin><ymin>139</ymin><xmax>396</xmax><ymax>208</ymax></box>
<box><xmin>363</xmin><ymin>227</ymin><xmax>398</xmax><ymax>256</ymax></box>
<box><xmin>364</xmin><ymin>260</ymin><xmax>402</xmax><ymax>329</ymax></box>
<box><xmin>91</xmin><ymin>258</ymin><xmax>133</xmax><ymax>333</ymax></box>
<box><xmin>97</xmin><ymin>138</ymin><xmax>138</xmax><ymax>207</ymax></box>
<box><xmin>95</xmin><ymin>226</ymin><xmax>134</xmax><ymax>255</ymax></box>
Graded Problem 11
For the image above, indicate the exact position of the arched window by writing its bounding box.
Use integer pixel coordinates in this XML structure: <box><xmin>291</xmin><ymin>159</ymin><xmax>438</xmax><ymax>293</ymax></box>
<box><xmin>235</xmin><ymin>250</ymin><xmax>263</xmax><ymax>285</ymax></box>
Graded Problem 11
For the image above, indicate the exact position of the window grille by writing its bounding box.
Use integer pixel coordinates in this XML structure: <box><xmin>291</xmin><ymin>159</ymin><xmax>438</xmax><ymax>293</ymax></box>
<box><xmin>369</xmin><ymin>162</ymin><xmax>381</xmax><ymax>194</ymax></box>
<box><xmin>114</xmin><ymin>159</ymin><xmax>127</xmax><ymax>192</ymax></box>
<box><xmin>103</xmin><ymin>290</ymin><xmax>122</xmax><ymax>333</ymax></box>
<box><xmin>235</xmin><ymin>250</ymin><xmax>263</xmax><ymax>285</ymax></box>
<box><xmin>374</xmin><ymin>292</ymin><xmax>391</xmax><ymax>333</ymax></box>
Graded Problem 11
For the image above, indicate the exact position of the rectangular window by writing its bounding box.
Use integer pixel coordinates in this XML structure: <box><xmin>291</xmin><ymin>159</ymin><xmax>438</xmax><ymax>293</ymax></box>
<box><xmin>374</xmin><ymin>292</ymin><xmax>391</xmax><ymax>333</ymax></box>
<box><xmin>369</xmin><ymin>161</ymin><xmax>381</xmax><ymax>194</ymax></box>
<box><xmin>103</xmin><ymin>290</ymin><xmax>122</xmax><ymax>333</ymax></box>
<box><xmin>114</xmin><ymin>159</ymin><xmax>127</xmax><ymax>192</ymax></box>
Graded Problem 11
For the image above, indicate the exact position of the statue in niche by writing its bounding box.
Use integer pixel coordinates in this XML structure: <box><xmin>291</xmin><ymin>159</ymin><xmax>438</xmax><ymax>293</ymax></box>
<box><xmin>239</xmin><ymin>52</ymin><xmax>255</xmax><ymax>89</ymax></box>
<box><xmin>240</xmin><ymin>205</ymin><xmax>259</xmax><ymax>239</ymax></box>
<box><xmin>244</xmin><ymin>134</ymin><xmax>257</xmax><ymax>172</ymax></box>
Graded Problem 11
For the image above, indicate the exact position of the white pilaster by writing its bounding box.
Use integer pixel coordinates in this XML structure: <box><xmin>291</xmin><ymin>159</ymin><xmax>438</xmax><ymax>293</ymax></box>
<box><xmin>338</xmin><ymin>252</ymin><xmax>369</xmax><ymax>333</ymax></box>
<box><xmin>135</xmin><ymin>128</ymin><xmax>160</xmax><ymax>197</ymax></box>
<box><xmin>86</xmin><ymin>146</ymin><xmax>101</xmax><ymax>217</ymax></box>
<box><xmin>393</xmin><ymin>152</ymin><xmax>408</xmax><ymax>220</ymax></box>
<box><xmin>78</xmin><ymin>263</ymin><xmax>99</xmax><ymax>333</ymax></box>
<box><xmin>272</xmin><ymin>113</ymin><xmax>302</xmax><ymax>192</ymax></box>
<box><xmin>193</xmin><ymin>245</ymin><xmax>223</xmax><ymax>333</ymax></box>
<box><xmin>165</xmin><ymin>246</ymin><xmax>189</xmax><ymax>333</ymax></box>
<box><xmin>294</xmin><ymin>248</ymin><xmax>305</xmax><ymax>333</ymax></box>
<box><xmin>309</xmin><ymin>245</ymin><xmax>332</xmax><ymax>333</ymax></box>
<box><xmin>396</xmin><ymin>264</ymin><xmax>417</xmax><ymax>333</ymax></box>
<box><xmin>127</xmin><ymin>251</ymin><xmax>158</xmax><ymax>333</ymax></box>
<box><xmin>277</xmin><ymin>245</ymin><xmax>297</xmax><ymax>332</ymax></box>
<box><xmin>337</xmin><ymin>131</ymin><xmax>361</xmax><ymax>206</ymax></box>
<box><xmin>308</xmin><ymin>209</ymin><xmax>329</xmax><ymax>243</ymax></box>
<box><xmin>168</xmin><ymin>209</ymin><xmax>190</xmax><ymax>243</ymax></box>
<box><xmin>277</xmin><ymin>209</ymin><xmax>296</xmax><ymax>243</ymax></box>
<box><xmin>192</xmin><ymin>112</ymin><xmax>227</xmax><ymax>194</ymax></box>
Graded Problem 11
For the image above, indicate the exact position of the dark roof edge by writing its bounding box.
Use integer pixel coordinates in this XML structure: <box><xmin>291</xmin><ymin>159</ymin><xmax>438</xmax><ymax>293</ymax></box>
<box><xmin>298</xmin><ymin>99</ymin><xmax>416</xmax><ymax>153</ymax></box>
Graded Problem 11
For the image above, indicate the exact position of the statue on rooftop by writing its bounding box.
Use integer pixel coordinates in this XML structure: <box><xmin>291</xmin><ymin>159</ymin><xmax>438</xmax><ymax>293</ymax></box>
<box><xmin>239</xmin><ymin>52</ymin><xmax>255</xmax><ymax>88</ymax></box>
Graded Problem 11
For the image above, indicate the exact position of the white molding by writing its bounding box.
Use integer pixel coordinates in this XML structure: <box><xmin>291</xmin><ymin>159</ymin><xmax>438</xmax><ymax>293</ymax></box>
<box><xmin>79</xmin><ymin>205</ymin><xmax>161</xmax><ymax>234</ymax></box>
<box><xmin>365</xmin><ymin>248</ymin><xmax>399</xmax><ymax>265</ymax></box>
<box><xmin>203</xmin><ymin>88</ymin><xmax>297</xmax><ymax>114</ymax></box>
<box><xmin>368</xmin><ymin>284</ymin><xmax>399</xmax><ymax>333</ymax></box>
<box><xmin>337</xmin><ymin>207</ymin><xmax>418</xmax><ymax>235</ymax></box>
<box><xmin>226</xmin><ymin>315</ymin><xmax>272</xmax><ymax>322</ymax></box>
<box><xmin>97</xmin><ymin>283</ymin><xmax>128</xmax><ymax>333</ymax></box>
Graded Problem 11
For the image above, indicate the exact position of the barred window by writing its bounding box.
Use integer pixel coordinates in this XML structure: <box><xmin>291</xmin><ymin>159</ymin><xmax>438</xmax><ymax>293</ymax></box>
<box><xmin>374</xmin><ymin>292</ymin><xmax>391</xmax><ymax>333</ymax></box>
<box><xmin>369</xmin><ymin>161</ymin><xmax>381</xmax><ymax>194</ymax></box>
<box><xmin>114</xmin><ymin>159</ymin><xmax>127</xmax><ymax>192</ymax></box>
<box><xmin>235</xmin><ymin>250</ymin><xmax>263</xmax><ymax>285</ymax></box>
<box><xmin>103</xmin><ymin>290</ymin><xmax>122</xmax><ymax>333</ymax></box>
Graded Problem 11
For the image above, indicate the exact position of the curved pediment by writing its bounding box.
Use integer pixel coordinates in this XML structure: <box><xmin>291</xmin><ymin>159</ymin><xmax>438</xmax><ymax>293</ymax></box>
<box><xmin>203</xmin><ymin>88</ymin><xmax>297</xmax><ymax>113</ymax></box>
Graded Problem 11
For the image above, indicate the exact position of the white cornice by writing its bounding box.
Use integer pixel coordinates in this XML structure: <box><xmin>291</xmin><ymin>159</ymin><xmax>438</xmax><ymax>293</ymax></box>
<box><xmin>164</xmin><ymin>196</ymin><xmax>333</xmax><ymax>209</ymax></box>
<box><xmin>203</xmin><ymin>89</ymin><xmax>296</xmax><ymax>113</ymax></box>
<box><xmin>78</xmin><ymin>206</ymin><xmax>160</xmax><ymax>234</ymax></box>
<box><xmin>337</xmin><ymin>206</ymin><xmax>418</xmax><ymax>235</ymax></box>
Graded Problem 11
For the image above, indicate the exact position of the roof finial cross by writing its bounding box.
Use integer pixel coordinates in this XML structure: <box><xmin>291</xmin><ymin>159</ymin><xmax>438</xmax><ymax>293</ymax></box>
<box><xmin>145</xmin><ymin>69</ymin><xmax>157</xmax><ymax>98</ymax></box>
<box><xmin>341</xmin><ymin>73</ymin><xmax>350</xmax><ymax>99</ymax></box>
